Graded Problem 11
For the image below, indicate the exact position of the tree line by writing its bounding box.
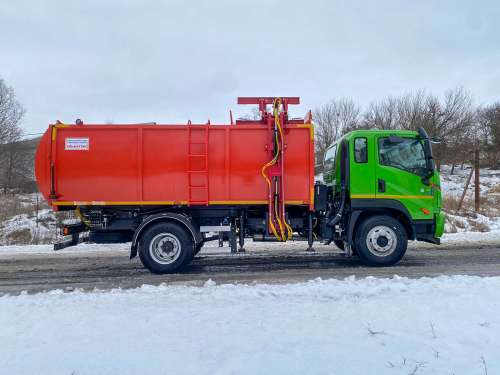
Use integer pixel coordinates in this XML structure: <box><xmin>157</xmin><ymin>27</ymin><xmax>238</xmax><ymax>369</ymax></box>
<box><xmin>314</xmin><ymin>87</ymin><xmax>500</xmax><ymax>173</ymax></box>
<box><xmin>1</xmin><ymin>75</ymin><xmax>499</xmax><ymax>194</ymax></box>
<box><xmin>0</xmin><ymin>78</ymin><xmax>34</xmax><ymax>193</ymax></box>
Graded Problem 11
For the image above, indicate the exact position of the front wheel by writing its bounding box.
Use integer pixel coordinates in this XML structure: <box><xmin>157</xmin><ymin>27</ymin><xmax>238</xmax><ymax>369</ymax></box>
<box><xmin>138</xmin><ymin>222</ymin><xmax>194</xmax><ymax>274</ymax></box>
<box><xmin>354</xmin><ymin>215</ymin><xmax>407</xmax><ymax>266</ymax></box>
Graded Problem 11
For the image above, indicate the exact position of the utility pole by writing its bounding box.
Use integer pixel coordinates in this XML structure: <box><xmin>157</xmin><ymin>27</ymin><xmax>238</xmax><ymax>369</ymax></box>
<box><xmin>474</xmin><ymin>149</ymin><xmax>480</xmax><ymax>212</ymax></box>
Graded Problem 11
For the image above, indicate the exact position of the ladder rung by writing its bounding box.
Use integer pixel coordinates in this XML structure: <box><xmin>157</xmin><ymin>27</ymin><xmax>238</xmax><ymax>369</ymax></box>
<box><xmin>188</xmin><ymin>170</ymin><xmax>208</xmax><ymax>173</ymax></box>
<box><xmin>188</xmin><ymin>154</ymin><xmax>207</xmax><ymax>157</ymax></box>
<box><xmin>189</xmin><ymin>186</ymin><xmax>208</xmax><ymax>189</ymax></box>
<box><xmin>190</xmin><ymin>141</ymin><xmax>207</xmax><ymax>145</ymax></box>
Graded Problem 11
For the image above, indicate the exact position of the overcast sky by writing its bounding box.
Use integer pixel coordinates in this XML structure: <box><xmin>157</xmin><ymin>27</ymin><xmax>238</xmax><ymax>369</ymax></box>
<box><xmin>1</xmin><ymin>0</ymin><xmax>499</xmax><ymax>135</ymax></box>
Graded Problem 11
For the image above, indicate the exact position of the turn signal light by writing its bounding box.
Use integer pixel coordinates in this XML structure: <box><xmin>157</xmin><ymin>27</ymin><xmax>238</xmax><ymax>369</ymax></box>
<box><xmin>420</xmin><ymin>208</ymin><xmax>431</xmax><ymax>215</ymax></box>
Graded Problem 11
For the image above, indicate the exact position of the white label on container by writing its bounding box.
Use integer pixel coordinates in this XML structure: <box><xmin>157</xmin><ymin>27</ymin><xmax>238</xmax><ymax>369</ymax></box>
<box><xmin>65</xmin><ymin>137</ymin><xmax>89</xmax><ymax>150</ymax></box>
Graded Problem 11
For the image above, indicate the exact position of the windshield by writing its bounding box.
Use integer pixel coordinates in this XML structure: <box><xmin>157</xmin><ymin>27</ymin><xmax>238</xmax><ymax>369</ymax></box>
<box><xmin>378</xmin><ymin>137</ymin><xmax>428</xmax><ymax>176</ymax></box>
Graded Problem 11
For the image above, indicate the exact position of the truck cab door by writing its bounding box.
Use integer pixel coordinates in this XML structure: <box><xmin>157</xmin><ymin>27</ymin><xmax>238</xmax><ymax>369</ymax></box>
<box><xmin>349</xmin><ymin>136</ymin><xmax>375</xmax><ymax>198</ymax></box>
<box><xmin>375</xmin><ymin>135</ymin><xmax>434</xmax><ymax>221</ymax></box>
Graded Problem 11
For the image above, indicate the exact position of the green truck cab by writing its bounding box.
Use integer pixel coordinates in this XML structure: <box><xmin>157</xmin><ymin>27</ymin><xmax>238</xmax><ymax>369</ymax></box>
<box><xmin>318</xmin><ymin>127</ymin><xmax>444</xmax><ymax>266</ymax></box>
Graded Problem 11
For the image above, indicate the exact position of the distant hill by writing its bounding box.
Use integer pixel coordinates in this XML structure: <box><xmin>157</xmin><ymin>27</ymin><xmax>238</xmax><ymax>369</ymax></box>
<box><xmin>0</xmin><ymin>137</ymin><xmax>41</xmax><ymax>193</ymax></box>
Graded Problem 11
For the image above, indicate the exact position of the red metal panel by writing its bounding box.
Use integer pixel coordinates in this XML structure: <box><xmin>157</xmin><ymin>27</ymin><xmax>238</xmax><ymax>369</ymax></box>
<box><xmin>228</xmin><ymin>127</ymin><xmax>268</xmax><ymax>201</ymax></box>
<box><xmin>55</xmin><ymin>127</ymin><xmax>139</xmax><ymax>201</ymax></box>
<box><xmin>142</xmin><ymin>127</ymin><xmax>188</xmax><ymax>202</ymax></box>
<box><xmin>35</xmin><ymin>122</ymin><xmax>314</xmax><ymax>207</ymax></box>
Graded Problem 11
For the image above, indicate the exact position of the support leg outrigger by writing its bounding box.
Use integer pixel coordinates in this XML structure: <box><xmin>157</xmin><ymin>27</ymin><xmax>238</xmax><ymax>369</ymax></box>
<box><xmin>307</xmin><ymin>212</ymin><xmax>314</xmax><ymax>252</ymax></box>
<box><xmin>238</xmin><ymin>212</ymin><xmax>245</xmax><ymax>252</ymax></box>
<box><xmin>229</xmin><ymin>218</ymin><xmax>237</xmax><ymax>254</ymax></box>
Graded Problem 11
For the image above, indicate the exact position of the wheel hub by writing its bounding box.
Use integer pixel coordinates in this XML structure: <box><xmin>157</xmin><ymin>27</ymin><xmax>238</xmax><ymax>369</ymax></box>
<box><xmin>149</xmin><ymin>233</ymin><xmax>182</xmax><ymax>265</ymax></box>
<box><xmin>376</xmin><ymin>236</ymin><xmax>389</xmax><ymax>247</ymax></box>
<box><xmin>366</xmin><ymin>225</ymin><xmax>397</xmax><ymax>256</ymax></box>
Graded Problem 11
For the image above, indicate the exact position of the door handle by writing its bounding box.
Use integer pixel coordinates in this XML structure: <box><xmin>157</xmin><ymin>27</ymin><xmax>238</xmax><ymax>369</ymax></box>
<box><xmin>378</xmin><ymin>179</ymin><xmax>386</xmax><ymax>193</ymax></box>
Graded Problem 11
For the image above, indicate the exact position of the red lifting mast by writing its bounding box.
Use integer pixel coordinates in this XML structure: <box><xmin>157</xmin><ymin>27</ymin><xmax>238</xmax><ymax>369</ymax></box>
<box><xmin>237</xmin><ymin>97</ymin><xmax>301</xmax><ymax>241</ymax></box>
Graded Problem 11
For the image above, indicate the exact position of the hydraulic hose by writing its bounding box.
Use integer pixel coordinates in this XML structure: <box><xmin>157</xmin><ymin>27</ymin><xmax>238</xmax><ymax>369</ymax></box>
<box><xmin>328</xmin><ymin>186</ymin><xmax>346</xmax><ymax>227</ymax></box>
<box><xmin>273</xmin><ymin>102</ymin><xmax>293</xmax><ymax>240</ymax></box>
<box><xmin>261</xmin><ymin>122</ymin><xmax>281</xmax><ymax>240</ymax></box>
<box><xmin>260</xmin><ymin>98</ymin><xmax>294</xmax><ymax>241</ymax></box>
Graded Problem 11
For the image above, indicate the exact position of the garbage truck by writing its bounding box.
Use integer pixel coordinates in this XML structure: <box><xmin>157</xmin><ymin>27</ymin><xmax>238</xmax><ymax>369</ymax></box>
<box><xmin>34</xmin><ymin>97</ymin><xmax>444</xmax><ymax>273</ymax></box>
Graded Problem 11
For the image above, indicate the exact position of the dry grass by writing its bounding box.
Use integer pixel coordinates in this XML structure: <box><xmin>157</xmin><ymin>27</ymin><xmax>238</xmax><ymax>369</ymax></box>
<box><xmin>6</xmin><ymin>228</ymin><xmax>32</xmax><ymax>244</ymax></box>
<box><xmin>0</xmin><ymin>195</ymin><xmax>33</xmax><ymax>222</ymax></box>
<box><xmin>442</xmin><ymin>193</ymin><xmax>499</xmax><ymax>218</ymax></box>
<box><xmin>442</xmin><ymin>189</ymin><xmax>498</xmax><ymax>233</ymax></box>
<box><xmin>0</xmin><ymin>193</ymin><xmax>57</xmax><ymax>245</ymax></box>
<box><xmin>0</xmin><ymin>193</ymin><xmax>50</xmax><ymax>222</ymax></box>
<box><xmin>470</xmin><ymin>220</ymin><xmax>490</xmax><ymax>232</ymax></box>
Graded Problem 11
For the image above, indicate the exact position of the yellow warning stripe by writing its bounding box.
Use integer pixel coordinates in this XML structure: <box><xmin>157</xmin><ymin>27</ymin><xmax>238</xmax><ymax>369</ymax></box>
<box><xmin>297</xmin><ymin>123</ymin><xmax>314</xmax><ymax>139</ymax></box>
<box><xmin>53</xmin><ymin>200</ymin><xmax>308</xmax><ymax>206</ymax></box>
<box><xmin>53</xmin><ymin>201</ymin><xmax>181</xmax><ymax>206</ymax></box>
<box><xmin>51</xmin><ymin>123</ymin><xmax>71</xmax><ymax>140</ymax></box>
<box><xmin>351</xmin><ymin>194</ymin><xmax>433</xmax><ymax>199</ymax></box>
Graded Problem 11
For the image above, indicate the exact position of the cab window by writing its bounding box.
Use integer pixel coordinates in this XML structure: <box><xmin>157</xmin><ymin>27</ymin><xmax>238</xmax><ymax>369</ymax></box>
<box><xmin>354</xmin><ymin>138</ymin><xmax>367</xmax><ymax>163</ymax></box>
<box><xmin>378</xmin><ymin>137</ymin><xmax>427</xmax><ymax>176</ymax></box>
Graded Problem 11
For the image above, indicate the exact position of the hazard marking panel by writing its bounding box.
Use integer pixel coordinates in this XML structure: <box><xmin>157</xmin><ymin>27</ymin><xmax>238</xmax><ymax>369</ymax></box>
<box><xmin>65</xmin><ymin>138</ymin><xmax>89</xmax><ymax>151</ymax></box>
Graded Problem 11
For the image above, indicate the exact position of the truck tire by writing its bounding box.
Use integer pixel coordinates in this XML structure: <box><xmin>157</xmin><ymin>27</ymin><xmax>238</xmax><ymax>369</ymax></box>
<box><xmin>333</xmin><ymin>239</ymin><xmax>358</xmax><ymax>255</ymax></box>
<box><xmin>354</xmin><ymin>215</ymin><xmax>407</xmax><ymax>266</ymax></box>
<box><xmin>194</xmin><ymin>242</ymin><xmax>203</xmax><ymax>256</ymax></box>
<box><xmin>138</xmin><ymin>222</ymin><xmax>194</xmax><ymax>274</ymax></box>
<box><xmin>186</xmin><ymin>242</ymin><xmax>204</xmax><ymax>263</ymax></box>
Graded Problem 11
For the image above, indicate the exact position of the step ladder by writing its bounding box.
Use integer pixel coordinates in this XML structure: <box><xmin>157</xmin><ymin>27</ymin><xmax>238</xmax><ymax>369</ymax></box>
<box><xmin>187</xmin><ymin>124</ymin><xmax>209</xmax><ymax>205</ymax></box>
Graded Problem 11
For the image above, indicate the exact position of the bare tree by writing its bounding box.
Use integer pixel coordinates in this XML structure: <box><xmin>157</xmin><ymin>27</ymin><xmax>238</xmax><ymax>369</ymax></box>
<box><xmin>476</xmin><ymin>103</ymin><xmax>500</xmax><ymax>168</ymax></box>
<box><xmin>363</xmin><ymin>96</ymin><xmax>399</xmax><ymax>130</ymax></box>
<box><xmin>313</xmin><ymin>98</ymin><xmax>360</xmax><ymax>165</ymax></box>
<box><xmin>0</xmin><ymin>140</ymin><xmax>34</xmax><ymax>193</ymax></box>
<box><xmin>426</xmin><ymin>87</ymin><xmax>474</xmax><ymax>170</ymax></box>
<box><xmin>362</xmin><ymin>88</ymin><xmax>474</xmax><ymax>170</ymax></box>
<box><xmin>0</xmin><ymin>77</ymin><xmax>26</xmax><ymax>192</ymax></box>
<box><xmin>238</xmin><ymin>107</ymin><xmax>261</xmax><ymax>121</ymax></box>
<box><xmin>0</xmin><ymin>78</ymin><xmax>24</xmax><ymax>145</ymax></box>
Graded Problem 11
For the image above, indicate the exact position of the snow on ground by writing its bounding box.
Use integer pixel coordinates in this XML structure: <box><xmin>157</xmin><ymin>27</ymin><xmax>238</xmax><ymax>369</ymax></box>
<box><xmin>1</xmin><ymin>228</ymin><xmax>499</xmax><ymax>257</ymax></box>
<box><xmin>0</xmin><ymin>276</ymin><xmax>498</xmax><ymax>374</ymax></box>
<box><xmin>440</xmin><ymin>165</ymin><xmax>500</xmax><ymax>196</ymax></box>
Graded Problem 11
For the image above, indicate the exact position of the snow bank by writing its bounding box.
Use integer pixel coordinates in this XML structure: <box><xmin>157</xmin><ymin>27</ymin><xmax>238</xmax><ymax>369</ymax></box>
<box><xmin>0</xmin><ymin>242</ymin><xmax>129</xmax><ymax>255</ymax></box>
<box><xmin>1</xmin><ymin>276</ymin><xmax>499</xmax><ymax>374</ymax></box>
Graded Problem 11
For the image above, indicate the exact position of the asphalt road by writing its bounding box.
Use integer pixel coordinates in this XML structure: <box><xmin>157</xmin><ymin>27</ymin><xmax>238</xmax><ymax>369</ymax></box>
<box><xmin>1</xmin><ymin>243</ymin><xmax>500</xmax><ymax>295</ymax></box>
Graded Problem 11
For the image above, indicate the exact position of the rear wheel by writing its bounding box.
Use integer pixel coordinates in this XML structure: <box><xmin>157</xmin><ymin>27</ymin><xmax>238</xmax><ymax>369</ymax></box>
<box><xmin>187</xmin><ymin>242</ymin><xmax>203</xmax><ymax>262</ymax></box>
<box><xmin>194</xmin><ymin>242</ymin><xmax>203</xmax><ymax>255</ymax></box>
<box><xmin>354</xmin><ymin>215</ymin><xmax>407</xmax><ymax>266</ymax></box>
<box><xmin>138</xmin><ymin>222</ymin><xmax>194</xmax><ymax>274</ymax></box>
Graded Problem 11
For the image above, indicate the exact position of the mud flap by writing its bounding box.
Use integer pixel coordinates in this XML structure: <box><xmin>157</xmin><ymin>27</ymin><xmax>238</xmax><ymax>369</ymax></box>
<box><xmin>54</xmin><ymin>233</ymin><xmax>89</xmax><ymax>251</ymax></box>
